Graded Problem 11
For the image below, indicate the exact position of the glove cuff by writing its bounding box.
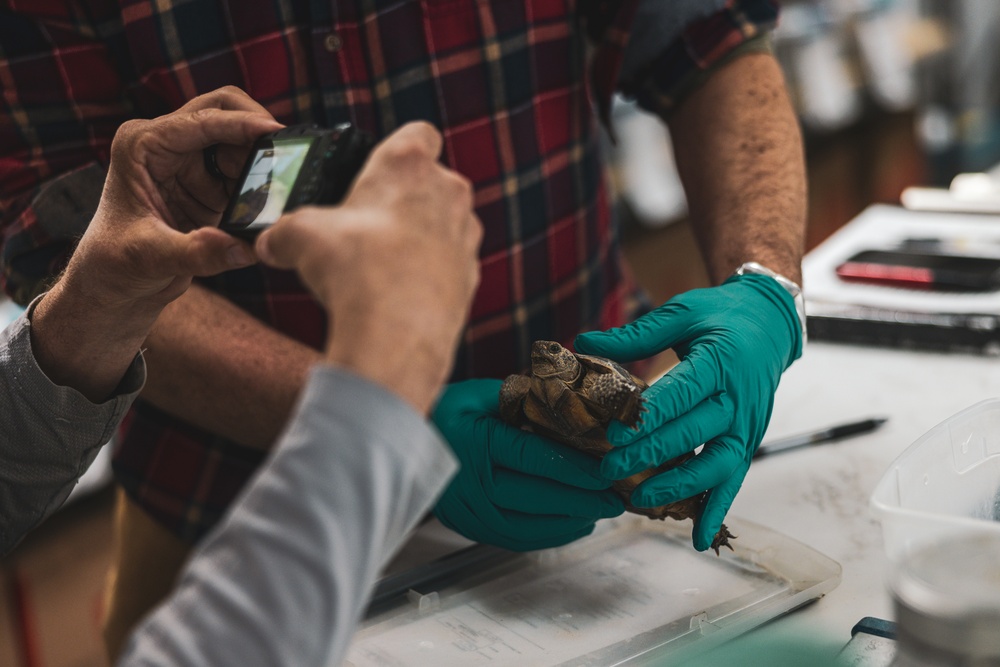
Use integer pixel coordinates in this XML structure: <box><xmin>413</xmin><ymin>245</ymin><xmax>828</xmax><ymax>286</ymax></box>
<box><xmin>725</xmin><ymin>267</ymin><xmax>804</xmax><ymax>366</ymax></box>
<box><xmin>732</xmin><ymin>262</ymin><xmax>807</xmax><ymax>346</ymax></box>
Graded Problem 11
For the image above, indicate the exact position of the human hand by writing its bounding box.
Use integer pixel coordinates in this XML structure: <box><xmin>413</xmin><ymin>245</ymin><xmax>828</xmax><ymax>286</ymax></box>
<box><xmin>431</xmin><ymin>380</ymin><xmax>625</xmax><ymax>551</ymax></box>
<box><xmin>255</xmin><ymin>122</ymin><xmax>482</xmax><ymax>414</ymax></box>
<box><xmin>573</xmin><ymin>274</ymin><xmax>802</xmax><ymax>551</ymax></box>
<box><xmin>30</xmin><ymin>88</ymin><xmax>282</xmax><ymax>402</ymax></box>
<box><xmin>64</xmin><ymin>86</ymin><xmax>283</xmax><ymax>313</ymax></box>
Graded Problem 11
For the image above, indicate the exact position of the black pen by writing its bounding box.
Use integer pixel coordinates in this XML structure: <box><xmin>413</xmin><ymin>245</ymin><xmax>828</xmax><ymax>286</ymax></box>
<box><xmin>754</xmin><ymin>417</ymin><xmax>889</xmax><ymax>458</ymax></box>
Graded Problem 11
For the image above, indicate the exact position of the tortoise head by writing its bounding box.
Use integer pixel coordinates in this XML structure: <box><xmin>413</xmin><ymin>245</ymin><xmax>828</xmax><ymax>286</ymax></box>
<box><xmin>530</xmin><ymin>340</ymin><xmax>580</xmax><ymax>382</ymax></box>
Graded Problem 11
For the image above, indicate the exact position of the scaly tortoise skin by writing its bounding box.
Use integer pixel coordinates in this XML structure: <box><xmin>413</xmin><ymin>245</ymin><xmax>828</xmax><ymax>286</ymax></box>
<box><xmin>499</xmin><ymin>340</ymin><xmax>734</xmax><ymax>554</ymax></box>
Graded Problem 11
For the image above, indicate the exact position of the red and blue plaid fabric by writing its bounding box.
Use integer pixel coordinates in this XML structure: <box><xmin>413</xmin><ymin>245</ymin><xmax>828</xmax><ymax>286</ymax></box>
<box><xmin>0</xmin><ymin>0</ymin><xmax>778</xmax><ymax>541</ymax></box>
<box><xmin>619</xmin><ymin>0</ymin><xmax>779</xmax><ymax>116</ymax></box>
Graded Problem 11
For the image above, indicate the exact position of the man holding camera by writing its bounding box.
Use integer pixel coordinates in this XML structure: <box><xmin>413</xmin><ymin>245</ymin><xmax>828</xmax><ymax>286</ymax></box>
<box><xmin>0</xmin><ymin>0</ymin><xmax>806</xmax><ymax>656</ymax></box>
<box><xmin>2</xmin><ymin>91</ymin><xmax>481</xmax><ymax>665</ymax></box>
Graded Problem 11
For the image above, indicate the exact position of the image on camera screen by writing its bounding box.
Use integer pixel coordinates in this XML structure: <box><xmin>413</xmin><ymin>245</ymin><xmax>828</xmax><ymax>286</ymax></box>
<box><xmin>228</xmin><ymin>137</ymin><xmax>314</xmax><ymax>228</ymax></box>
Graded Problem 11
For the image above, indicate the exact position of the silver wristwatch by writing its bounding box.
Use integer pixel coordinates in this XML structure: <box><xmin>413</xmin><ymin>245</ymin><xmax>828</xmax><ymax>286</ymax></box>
<box><xmin>733</xmin><ymin>261</ymin><xmax>808</xmax><ymax>343</ymax></box>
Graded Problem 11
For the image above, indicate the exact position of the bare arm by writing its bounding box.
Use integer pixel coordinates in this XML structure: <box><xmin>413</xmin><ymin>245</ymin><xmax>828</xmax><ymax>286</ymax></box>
<box><xmin>666</xmin><ymin>53</ymin><xmax>806</xmax><ymax>285</ymax></box>
<box><xmin>139</xmin><ymin>284</ymin><xmax>321</xmax><ymax>449</ymax></box>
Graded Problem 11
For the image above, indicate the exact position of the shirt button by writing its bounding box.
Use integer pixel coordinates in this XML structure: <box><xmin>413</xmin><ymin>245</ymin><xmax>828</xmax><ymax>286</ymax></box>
<box><xmin>324</xmin><ymin>33</ymin><xmax>342</xmax><ymax>52</ymax></box>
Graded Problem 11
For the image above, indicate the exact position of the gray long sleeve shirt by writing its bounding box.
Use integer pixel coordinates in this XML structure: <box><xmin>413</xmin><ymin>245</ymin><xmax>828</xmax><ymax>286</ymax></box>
<box><xmin>0</xmin><ymin>309</ymin><xmax>458</xmax><ymax>666</ymax></box>
<box><xmin>0</xmin><ymin>304</ymin><xmax>142</xmax><ymax>553</ymax></box>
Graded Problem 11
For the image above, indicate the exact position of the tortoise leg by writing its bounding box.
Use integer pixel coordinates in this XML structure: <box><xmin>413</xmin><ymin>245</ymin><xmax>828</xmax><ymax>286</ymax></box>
<box><xmin>710</xmin><ymin>524</ymin><xmax>736</xmax><ymax>556</ymax></box>
<box><xmin>586</xmin><ymin>372</ymin><xmax>646</xmax><ymax>429</ymax></box>
<box><xmin>499</xmin><ymin>374</ymin><xmax>531</xmax><ymax>426</ymax></box>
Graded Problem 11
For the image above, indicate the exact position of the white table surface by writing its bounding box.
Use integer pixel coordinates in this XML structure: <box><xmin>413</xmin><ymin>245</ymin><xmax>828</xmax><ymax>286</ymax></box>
<box><xmin>379</xmin><ymin>339</ymin><xmax>1000</xmax><ymax>662</ymax></box>
<box><xmin>731</xmin><ymin>340</ymin><xmax>1000</xmax><ymax>644</ymax></box>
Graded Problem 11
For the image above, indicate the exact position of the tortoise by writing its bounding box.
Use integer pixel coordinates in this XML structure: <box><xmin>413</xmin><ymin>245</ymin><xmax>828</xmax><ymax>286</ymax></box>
<box><xmin>499</xmin><ymin>340</ymin><xmax>734</xmax><ymax>554</ymax></box>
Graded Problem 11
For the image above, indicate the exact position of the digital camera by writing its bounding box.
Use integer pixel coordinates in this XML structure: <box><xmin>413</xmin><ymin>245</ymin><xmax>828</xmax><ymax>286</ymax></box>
<box><xmin>219</xmin><ymin>123</ymin><xmax>374</xmax><ymax>236</ymax></box>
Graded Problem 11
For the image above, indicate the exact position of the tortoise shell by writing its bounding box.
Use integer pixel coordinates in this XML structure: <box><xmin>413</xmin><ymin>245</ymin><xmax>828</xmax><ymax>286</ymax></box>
<box><xmin>499</xmin><ymin>340</ymin><xmax>734</xmax><ymax>554</ymax></box>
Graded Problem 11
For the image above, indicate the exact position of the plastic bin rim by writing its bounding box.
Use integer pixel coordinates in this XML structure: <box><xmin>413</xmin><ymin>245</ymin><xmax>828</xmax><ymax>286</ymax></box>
<box><xmin>870</xmin><ymin>397</ymin><xmax>1000</xmax><ymax>515</ymax></box>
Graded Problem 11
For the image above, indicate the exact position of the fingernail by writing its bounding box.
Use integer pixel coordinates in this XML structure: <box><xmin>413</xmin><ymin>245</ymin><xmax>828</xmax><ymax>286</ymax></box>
<box><xmin>227</xmin><ymin>244</ymin><xmax>254</xmax><ymax>267</ymax></box>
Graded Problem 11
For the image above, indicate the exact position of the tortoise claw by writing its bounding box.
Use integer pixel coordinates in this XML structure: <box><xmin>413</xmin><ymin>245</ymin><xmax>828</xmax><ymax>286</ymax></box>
<box><xmin>710</xmin><ymin>524</ymin><xmax>737</xmax><ymax>556</ymax></box>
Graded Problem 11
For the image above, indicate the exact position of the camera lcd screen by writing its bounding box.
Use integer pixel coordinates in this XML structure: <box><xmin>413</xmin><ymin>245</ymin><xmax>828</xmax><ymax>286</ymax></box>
<box><xmin>226</xmin><ymin>136</ymin><xmax>314</xmax><ymax>229</ymax></box>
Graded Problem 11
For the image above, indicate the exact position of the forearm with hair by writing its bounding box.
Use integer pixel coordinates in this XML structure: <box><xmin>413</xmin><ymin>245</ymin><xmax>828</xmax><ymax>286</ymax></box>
<box><xmin>139</xmin><ymin>284</ymin><xmax>322</xmax><ymax>449</ymax></box>
<box><xmin>666</xmin><ymin>53</ymin><xmax>806</xmax><ymax>285</ymax></box>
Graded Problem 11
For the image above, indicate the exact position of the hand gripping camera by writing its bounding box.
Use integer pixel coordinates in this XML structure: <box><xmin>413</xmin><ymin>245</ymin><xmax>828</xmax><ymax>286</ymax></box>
<box><xmin>219</xmin><ymin>123</ymin><xmax>374</xmax><ymax>237</ymax></box>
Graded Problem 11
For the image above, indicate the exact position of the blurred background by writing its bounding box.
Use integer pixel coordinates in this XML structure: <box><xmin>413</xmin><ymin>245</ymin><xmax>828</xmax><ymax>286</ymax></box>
<box><xmin>5</xmin><ymin>1</ymin><xmax>1000</xmax><ymax>665</ymax></box>
<box><xmin>612</xmin><ymin>0</ymin><xmax>1000</xmax><ymax>303</ymax></box>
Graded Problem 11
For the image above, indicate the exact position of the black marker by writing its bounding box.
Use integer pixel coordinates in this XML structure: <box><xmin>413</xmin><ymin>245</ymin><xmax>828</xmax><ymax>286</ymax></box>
<box><xmin>754</xmin><ymin>417</ymin><xmax>889</xmax><ymax>458</ymax></box>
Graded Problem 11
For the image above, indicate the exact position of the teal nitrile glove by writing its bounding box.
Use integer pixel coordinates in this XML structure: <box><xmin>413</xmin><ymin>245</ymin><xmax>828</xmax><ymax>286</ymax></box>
<box><xmin>431</xmin><ymin>379</ymin><xmax>626</xmax><ymax>551</ymax></box>
<box><xmin>573</xmin><ymin>273</ymin><xmax>802</xmax><ymax>551</ymax></box>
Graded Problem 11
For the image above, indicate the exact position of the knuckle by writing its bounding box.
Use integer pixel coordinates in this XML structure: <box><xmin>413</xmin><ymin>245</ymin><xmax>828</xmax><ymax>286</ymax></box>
<box><xmin>437</xmin><ymin>171</ymin><xmax>473</xmax><ymax>217</ymax></box>
<box><xmin>117</xmin><ymin>118</ymin><xmax>145</xmax><ymax>136</ymax></box>
<box><xmin>110</xmin><ymin>119</ymin><xmax>151</xmax><ymax>163</ymax></box>
<box><xmin>470</xmin><ymin>217</ymin><xmax>484</xmax><ymax>247</ymax></box>
<box><xmin>218</xmin><ymin>84</ymin><xmax>249</xmax><ymax>99</ymax></box>
<box><xmin>384</xmin><ymin>138</ymin><xmax>427</xmax><ymax>164</ymax></box>
<box><xmin>407</xmin><ymin>119</ymin><xmax>437</xmax><ymax>136</ymax></box>
<box><xmin>112</xmin><ymin>119</ymin><xmax>145</xmax><ymax>148</ymax></box>
<box><xmin>196</xmin><ymin>85</ymin><xmax>248</xmax><ymax>109</ymax></box>
<box><xmin>400</xmin><ymin>120</ymin><xmax>441</xmax><ymax>149</ymax></box>
<box><xmin>449</xmin><ymin>171</ymin><xmax>474</xmax><ymax>201</ymax></box>
<box><xmin>189</xmin><ymin>106</ymin><xmax>218</xmax><ymax>123</ymax></box>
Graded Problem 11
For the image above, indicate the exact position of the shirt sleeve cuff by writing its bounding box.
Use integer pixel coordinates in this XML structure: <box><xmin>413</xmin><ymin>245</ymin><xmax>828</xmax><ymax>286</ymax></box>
<box><xmin>19</xmin><ymin>294</ymin><xmax>146</xmax><ymax>420</ymax></box>
<box><xmin>620</xmin><ymin>0</ymin><xmax>780</xmax><ymax>116</ymax></box>
<box><xmin>292</xmin><ymin>365</ymin><xmax>458</xmax><ymax>492</ymax></box>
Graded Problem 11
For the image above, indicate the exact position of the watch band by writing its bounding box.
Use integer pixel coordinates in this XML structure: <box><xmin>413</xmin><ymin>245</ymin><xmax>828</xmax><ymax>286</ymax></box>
<box><xmin>733</xmin><ymin>261</ymin><xmax>808</xmax><ymax>344</ymax></box>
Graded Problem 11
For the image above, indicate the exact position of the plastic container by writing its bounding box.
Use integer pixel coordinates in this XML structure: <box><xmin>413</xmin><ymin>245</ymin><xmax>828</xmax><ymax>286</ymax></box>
<box><xmin>345</xmin><ymin>515</ymin><xmax>841</xmax><ymax>666</ymax></box>
<box><xmin>870</xmin><ymin>398</ymin><xmax>1000</xmax><ymax>562</ymax></box>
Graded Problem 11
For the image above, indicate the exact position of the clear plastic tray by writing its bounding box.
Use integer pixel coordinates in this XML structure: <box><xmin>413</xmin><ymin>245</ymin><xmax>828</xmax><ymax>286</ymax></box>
<box><xmin>345</xmin><ymin>515</ymin><xmax>841</xmax><ymax>666</ymax></box>
<box><xmin>871</xmin><ymin>398</ymin><xmax>1000</xmax><ymax>562</ymax></box>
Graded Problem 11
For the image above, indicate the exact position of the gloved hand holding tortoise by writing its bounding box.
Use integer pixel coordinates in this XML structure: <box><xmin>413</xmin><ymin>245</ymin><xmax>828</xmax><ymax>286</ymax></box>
<box><xmin>499</xmin><ymin>340</ymin><xmax>735</xmax><ymax>555</ymax></box>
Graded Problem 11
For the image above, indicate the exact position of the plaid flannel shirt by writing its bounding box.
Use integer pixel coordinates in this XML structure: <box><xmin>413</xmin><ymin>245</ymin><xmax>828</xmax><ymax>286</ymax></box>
<box><xmin>0</xmin><ymin>0</ymin><xmax>778</xmax><ymax>542</ymax></box>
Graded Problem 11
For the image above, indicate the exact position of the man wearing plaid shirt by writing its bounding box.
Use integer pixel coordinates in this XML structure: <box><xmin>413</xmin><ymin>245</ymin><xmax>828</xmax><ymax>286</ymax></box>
<box><xmin>0</xmin><ymin>0</ymin><xmax>806</xmax><ymax>657</ymax></box>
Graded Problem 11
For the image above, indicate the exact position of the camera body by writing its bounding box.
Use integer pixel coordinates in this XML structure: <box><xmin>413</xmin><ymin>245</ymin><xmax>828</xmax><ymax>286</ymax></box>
<box><xmin>220</xmin><ymin>123</ymin><xmax>373</xmax><ymax>236</ymax></box>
